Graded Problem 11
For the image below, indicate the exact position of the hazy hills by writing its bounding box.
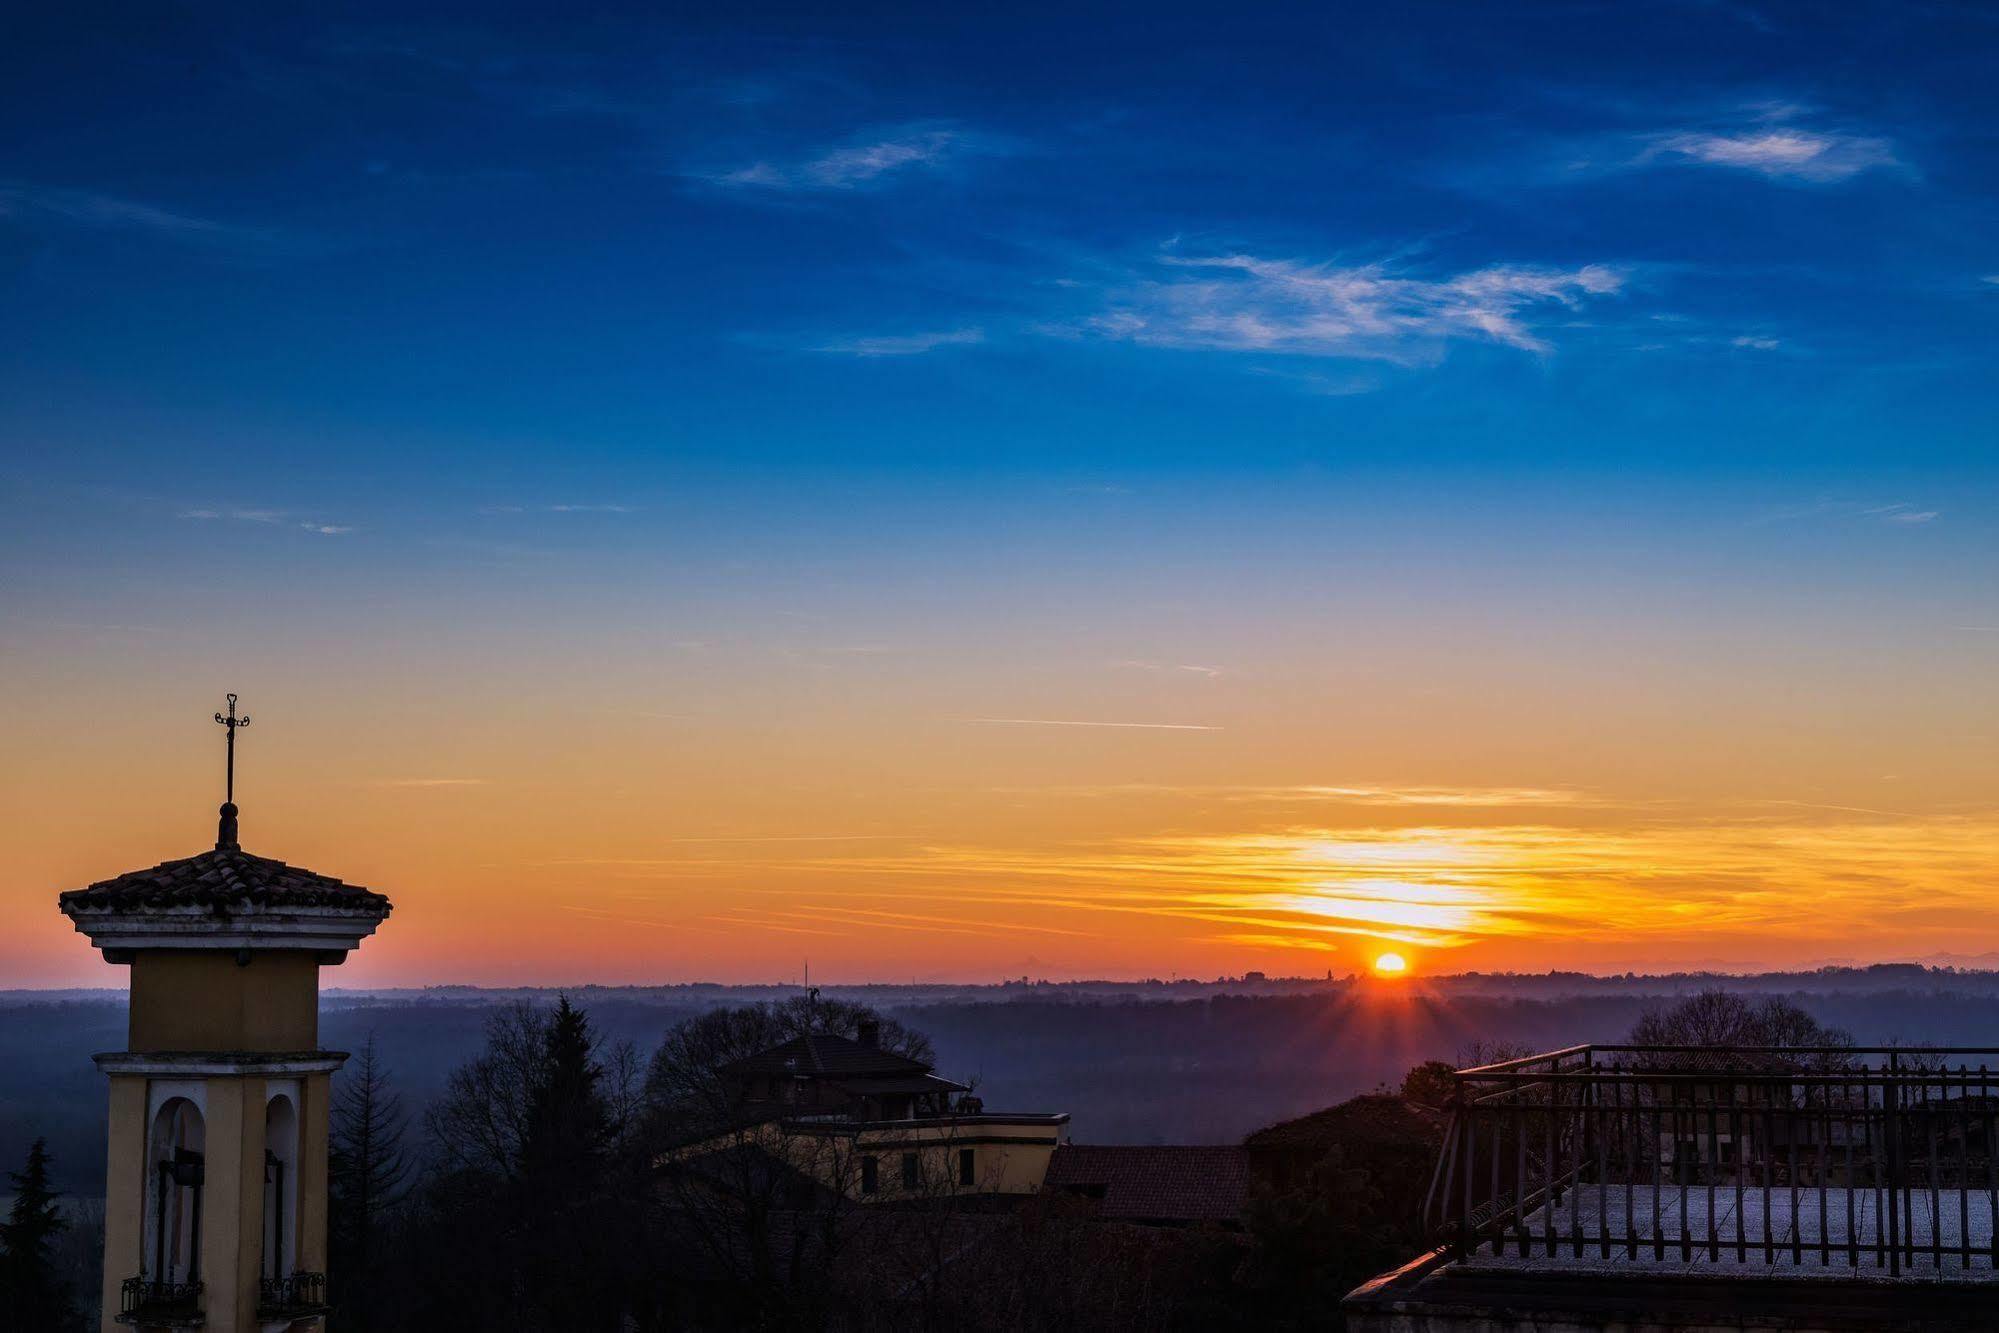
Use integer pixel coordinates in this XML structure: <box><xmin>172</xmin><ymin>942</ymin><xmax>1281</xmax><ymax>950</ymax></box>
<box><xmin>6</xmin><ymin>966</ymin><xmax>1999</xmax><ymax>1195</ymax></box>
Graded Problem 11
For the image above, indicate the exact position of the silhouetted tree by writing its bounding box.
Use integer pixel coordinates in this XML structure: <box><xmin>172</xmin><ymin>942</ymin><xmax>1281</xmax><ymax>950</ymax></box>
<box><xmin>425</xmin><ymin>1001</ymin><xmax>548</xmax><ymax>1180</ymax></box>
<box><xmin>404</xmin><ymin>997</ymin><xmax>628</xmax><ymax>1333</ymax></box>
<box><xmin>1</xmin><ymin>1138</ymin><xmax>81</xmax><ymax>1332</ymax></box>
<box><xmin>643</xmin><ymin>995</ymin><xmax>931</xmax><ymax>1128</ymax></box>
<box><xmin>521</xmin><ymin>998</ymin><xmax>608</xmax><ymax>1188</ymax></box>
<box><xmin>1400</xmin><ymin>1060</ymin><xmax>1456</xmax><ymax>1108</ymax></box>
<box><xmin>330</xmin><ymin>1034</ymin><xmax>411</xmax><ymax>1332</ymax></box>
<box><xmin>1240</xmin><ymin>1146</ymin><xmax>1402</xmax><ymax>1331</ymax></box>
<box><xmin>1628</xmin><ymin>991</ymin><xmax>1852</xmax><ymax>1050</ymax></box>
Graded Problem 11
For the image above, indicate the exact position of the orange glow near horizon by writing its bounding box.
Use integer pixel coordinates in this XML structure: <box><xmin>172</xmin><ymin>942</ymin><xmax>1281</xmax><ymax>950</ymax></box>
<box><xmin>6</xmin><ymin>635</ymin><xmax>1999</xmax><ymax>989</ymax></box>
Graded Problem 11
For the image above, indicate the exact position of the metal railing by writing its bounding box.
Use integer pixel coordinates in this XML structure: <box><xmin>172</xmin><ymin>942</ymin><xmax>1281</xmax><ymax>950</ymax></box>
<box><xmin>120</xmin><ymin>1275</ymin><xmax>203</xmax><ymax>1321</ymax></box>
<box><xmin>1426</xmin><ymin>1045</ymin><xmax>1999</xmax><ymax>1277</ymax></box>
<box><xmin>258</xmin><ymin>1270</ymin><xmax>328</xmax><ymax>1314</ymax></box>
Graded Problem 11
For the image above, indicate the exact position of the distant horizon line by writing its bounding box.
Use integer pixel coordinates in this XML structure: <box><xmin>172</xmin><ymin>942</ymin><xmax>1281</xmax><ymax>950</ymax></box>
<box><xmin>4</xmin><ymin>959</ymin><xmax>1993</xmax><ymax>998</ymax></box>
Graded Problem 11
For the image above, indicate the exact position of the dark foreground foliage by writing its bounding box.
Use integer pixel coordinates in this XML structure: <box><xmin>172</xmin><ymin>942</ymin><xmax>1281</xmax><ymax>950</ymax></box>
<box><xmin>311</xmin><ymin>994</ymin><xmax>1449</xmax><ymax>1332</ymax></box>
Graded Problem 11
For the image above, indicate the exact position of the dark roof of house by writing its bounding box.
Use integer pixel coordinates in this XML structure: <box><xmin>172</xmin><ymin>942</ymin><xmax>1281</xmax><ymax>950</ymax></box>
<box><xmin>1042</xmin><ymin>1145</ymin><xmax>1249</xmax><ymax>1224</ymax></box>
<box><xmin>721</xmin><ymin>1033</ymin><xmax>932</xmax><ymax>1079</ymax></box>
<box><xmin>1242</xmin><ymin>1094</ymin><xmax>1446</xmax><ymax>1155</ymax></box>
<box><xmin>59</xmin><ymin>845</ymin><xmax>392</xmax><ymax>915</ymax></box>
<box><xmin>831</xmin><ymin>1073</ymin><xmax>970</xmax><ymax>1097</ymax></box>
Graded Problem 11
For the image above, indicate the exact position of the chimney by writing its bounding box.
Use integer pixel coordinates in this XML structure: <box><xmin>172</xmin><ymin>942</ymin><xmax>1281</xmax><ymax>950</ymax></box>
<box><xmin>857</xmin><ymin>1020</ymin><xmax>881</xmax><ymax>1048</ymax></box>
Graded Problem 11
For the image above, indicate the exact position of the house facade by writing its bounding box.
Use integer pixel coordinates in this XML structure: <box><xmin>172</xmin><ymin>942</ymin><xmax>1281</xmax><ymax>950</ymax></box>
<box><xmin>670</xmin><ymin>1024</ymin><xmax>1069</xmax><ymax>1202</ymax></box>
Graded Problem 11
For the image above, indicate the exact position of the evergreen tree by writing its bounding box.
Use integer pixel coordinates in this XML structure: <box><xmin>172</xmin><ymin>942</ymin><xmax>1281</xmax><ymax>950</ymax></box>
<box><xmin>516</xmin><ymin>995</ymin><xmax>619</xmax><ymax>1330</ymax></box>
<box><xmin>330</xmin><ymin>1034</ymin><xmax>411</xmax><ymax>1331</ymax></box>
<box><xmin>0</xmin><ymin>1138</ymin><xmax>79</xmax><ymax>1332</ymax></box>
<box><xmin>414</xmin><ymin>997</ymin><xmax>623</xmax><ymax>1332</ymax></box>
<box><xmin>520</xmin><ymin>995</ymin><xmax>609</xmax><ymax>1198</ymax></box>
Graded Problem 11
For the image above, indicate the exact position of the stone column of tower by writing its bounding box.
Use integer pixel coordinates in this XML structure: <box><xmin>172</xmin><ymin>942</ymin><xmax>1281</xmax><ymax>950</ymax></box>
<box><xmin>59</xmin><ymin>791</ymin><xmax>392</xmax><ymax>1332</ymax></box>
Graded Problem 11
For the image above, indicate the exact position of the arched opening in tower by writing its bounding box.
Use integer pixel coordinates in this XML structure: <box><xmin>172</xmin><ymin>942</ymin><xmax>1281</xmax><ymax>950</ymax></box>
<box><xmin>144</xmin><ymin>1097</ymin><xmax>207</xmax><ymax>1295</ymax></box>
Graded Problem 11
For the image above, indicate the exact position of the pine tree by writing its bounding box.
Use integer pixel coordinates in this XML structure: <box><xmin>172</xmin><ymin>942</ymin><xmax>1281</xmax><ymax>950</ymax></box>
<box><xmin>517</xmin><ymin>995</ymin><xmax>618</xmax><ymax>1331</ymax></box>
<box><xmin>521</xmin><ymin>995</ymin><xmax>609</xmax><ymax>1199</ymax></box>
<box><xmin>330</xmin><ymin>1034</ymin><xmax>411</xmax><ymax>1330</ymax></box>
<box><xmin>0</xmin><ymin>1138</ymin><xmax>78</xmax><ymax>1332</ymax></box>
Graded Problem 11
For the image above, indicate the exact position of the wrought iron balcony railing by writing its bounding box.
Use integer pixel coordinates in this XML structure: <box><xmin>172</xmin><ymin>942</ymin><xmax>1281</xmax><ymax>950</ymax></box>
<box><xmin>1426</xmin><ymin>1045</ymin><xmax>1999</xmax><ymax>1278</ymax></box>
<box><xmin>258</xmin><ymin>1270</ymin><xmax>328</xmax><ymax>1315</ymax></box>
<box><xmin>118</xmin><ymin>1275</ymin><xmax>204</xmax><ymax>1324</ymax></box>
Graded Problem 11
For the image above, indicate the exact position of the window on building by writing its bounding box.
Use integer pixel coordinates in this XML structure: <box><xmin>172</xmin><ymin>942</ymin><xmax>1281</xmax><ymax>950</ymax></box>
<box><xmin>901</xmin><ymin>1152</ymin><xmax>920</xmax><ymax>1189</ymax></box>
<box><xmin>958</xmin><ymin>1147</ymin><xmax>975</xmax><ymax>1187</ymax></box>
<box><xmin>860</xmin><ymin>1156</ymin><xmax>878</xmax><ymax>1195</ymax></box>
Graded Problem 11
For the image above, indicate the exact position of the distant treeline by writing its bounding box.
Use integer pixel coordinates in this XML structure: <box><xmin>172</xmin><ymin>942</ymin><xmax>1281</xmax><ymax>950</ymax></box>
<box><xmin>8</xmin><ymin>969</ymin><xmax>1999</xmax><ymax>1194</ymax></box>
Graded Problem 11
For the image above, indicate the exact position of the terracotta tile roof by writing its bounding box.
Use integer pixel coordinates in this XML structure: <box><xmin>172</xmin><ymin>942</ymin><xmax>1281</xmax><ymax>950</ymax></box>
<box><xmin>1042</xmin><ymin>1145</ymin><xmax>1249</xmax><ymax>1224</ymax></box>
<box><xmin>59</xmin><ymin>846</ymin><xmax>391</xmax><ymax>915</ymax></box>
<box><xmin>721</xmin><ymin>1033</ymin><xmax>932</xmax><ymax>1078</ymax></box>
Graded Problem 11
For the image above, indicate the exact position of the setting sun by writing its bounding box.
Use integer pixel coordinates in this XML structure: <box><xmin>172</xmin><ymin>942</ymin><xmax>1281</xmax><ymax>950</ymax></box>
<box><xmin>1373</xmin><ymin>952</ymin><xmax>1409</xmax><ymax>976</ymax></box>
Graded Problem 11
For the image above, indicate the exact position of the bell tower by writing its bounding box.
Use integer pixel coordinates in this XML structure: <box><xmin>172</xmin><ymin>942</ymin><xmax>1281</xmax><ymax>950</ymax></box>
<box><xmin>58</xmin><ymin>696</ymin><xmax>392</xmax><ymax>1332</ymax></box>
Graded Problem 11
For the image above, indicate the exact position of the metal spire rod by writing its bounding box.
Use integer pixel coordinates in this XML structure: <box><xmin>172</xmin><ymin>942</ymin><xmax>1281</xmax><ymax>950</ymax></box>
<box><xmin>213</xmin><ymin>693</ymin><xmax>250</xmax><ymax>803</ymax></box>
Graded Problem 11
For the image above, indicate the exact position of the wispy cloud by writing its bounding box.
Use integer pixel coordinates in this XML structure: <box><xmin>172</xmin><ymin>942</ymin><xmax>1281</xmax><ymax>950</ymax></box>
<box><xmin>0</xmin><ymin>181</ymin><xmax>306</xmax><ymax>257</ymax></box>
<box><xmin>812</xmin><ymin>328</ymin><xmax>985</xmax><ymax>357</ymax></box>
<box><xmin>478</xmin><ymin>503</ymin><xmax>636</xmax><ymax>515</ymax></box>
<box><xmin>1731</xmin><ymin>334</ymin><xmax>1782</xmax><ymax>350</ymax></box>
<box><xmin>1116</xmin><ymin>660</ymin><xmax>1225</xmax><ymax>679</ymax></box>
<box><xmin>1864</xmin><ymin>503</ymin><xmax>1939</xmax><ymax>525</ymax></box>
<box><xmin>744</xmin><ymin>808</ymin><xmax>1999</xmax><ymax>957</ymax></box>
<box><xmin>961</xmin><ymin>717</ymin><xmax>1222</xmax><ymax>731</ymax></box>
<box><xmin>178</xmin><ymin>507</ymin><xmax>353</xmax><ymax>535</ymax></box>
<box><xmin>704</xmin><ymin>126</ymin><xmax>985</xmax><ymax>192</ymax></box>
<box><xmin>1643</xmin><ymin>126</ymin><xmax>1898</xmax><ymax>182</ymax></box>
<box><xmin>1754</xmin><ymin>498</ymin><xmax>1940</xmax><ymax>527</ymax></box>
<box><xmin>1467</xmin><ymin>103</ymin><xmax>1906</xmax><ymax>196</ymax></box>
<box><xmin>1</xmin><ymin>182</ymin><xmax>247</xmax><ymax>241</ymax></box>
<box><xmin>1078</xmin><ymin>252</ymin><xmax>1623</xmax><ymax>362</ymax></box>
<box><xmin>1007</xmin><ymin>783</ymin><xmax>1602</xmax><ymax>808</ymax></box>
<box><xmin>1221</xmin><ymin>785</ymin><xmax>1596</xmax><ymax>808</ymax></box>
<box><xmin>372</xmin><ymin>777</ymin><xmax>491</xmax><ymax>788</ymax></box>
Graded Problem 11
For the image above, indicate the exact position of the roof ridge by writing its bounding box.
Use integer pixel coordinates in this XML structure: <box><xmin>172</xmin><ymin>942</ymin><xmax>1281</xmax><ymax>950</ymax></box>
<box><xmin>60</xmin><ymin>843</ymin><xmax>391</xmax><ymax>915</ymax></box>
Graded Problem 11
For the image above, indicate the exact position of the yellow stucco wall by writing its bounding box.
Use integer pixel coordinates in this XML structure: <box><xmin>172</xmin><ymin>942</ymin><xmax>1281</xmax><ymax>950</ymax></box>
<box><xmin>128</xmin><ymin>951</ymin><xmax>319</xmax><ymax>1052</ymax></box>
<box><xmin>298</xmin><ymin>1071</ymin><xmax>331</xmax><ymax>1274</ymax></box>
<box><xmin>190</xmin><ymin>1077</ymin><xmax>267</xmax><ymax>1332</ymax></box>
<box><xmin>99</xmin><ymin>1077</ymin><xmax>146</xmax><ymax>1333</ymax></box>
<box><xmin>847</xmin><ymin>1122</ymin><xmax>1062</xmax><ymax>1197</ymax></box>
<box><xmin>675</xmin><ymin>1119</ymin><xmax>1065</xmax><ymax>1202</ymax></box>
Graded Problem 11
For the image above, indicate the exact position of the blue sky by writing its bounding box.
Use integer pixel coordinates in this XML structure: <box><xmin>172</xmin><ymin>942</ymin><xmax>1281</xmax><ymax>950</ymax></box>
<box><xmin>4</xmin><ymin>3</ymin><xmax>1999</xmax><ymax>982</ymax></box>
<box><xmin>6</xmin><ymin>3</ymin><xmax>1995</xmax><ymax>603</ymax></box>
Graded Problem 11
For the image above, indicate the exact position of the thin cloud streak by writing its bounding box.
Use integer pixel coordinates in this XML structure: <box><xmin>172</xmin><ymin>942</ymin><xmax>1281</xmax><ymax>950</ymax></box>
<box><xmin>1004</xmin><ymin>783</ymin><xmax>1602</xmax><ymax>808</ymax></box>
<box><xmin>372</xmin><ymin>777</ymin><xmax>491</xmax><ymax>788</ymax></box>
<box><xmin>703</xmin><ymin>126</ymin><xmax>987</xmax><ymax>192</ymax></box>
<box><xmin>1644</xmin><ymin>127</ymin><xmax>1898</xmax><ymax>182</ymax></box>
<box><xmin>961</xmin><ymin>717</ymin><xmax>1223</xmax><ymax>731</ymax></box>
<box><xmin>1079</xmin><ymin>252</ymin><xmax>1623</xmax><ymax>362</ymax></box>
<box><xmin>813</xmin><ymin>328</ymin><xmax>984</xmax><ymax>357</ymax></box>
<box><xmin>179</xmin><ymin>507</ymin><xmax>353</xmax><ymax>535</ymax></box>
<box><xmin>723</xmin><ymin>808</ymin><xmax>1999</xmax><ymax>959</ymax></box>
<box><xmin>0</xmin><ymin>181</ymin><xmax>279</xmax><ymax>247</ymax></box>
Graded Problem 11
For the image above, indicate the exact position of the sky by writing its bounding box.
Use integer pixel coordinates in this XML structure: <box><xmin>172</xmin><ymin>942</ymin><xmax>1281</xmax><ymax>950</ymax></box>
<box><xmin>3</xmin><ymin>1</ymin><xmax>1997</xmax><ymax>988</ymax></box>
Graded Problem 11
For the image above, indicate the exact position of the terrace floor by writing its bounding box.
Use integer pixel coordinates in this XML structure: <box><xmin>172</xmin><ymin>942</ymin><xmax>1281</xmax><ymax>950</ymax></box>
<box><xmin>1469</xmin><ymin>1183</ymin><xmax>1997</xmax><ymax>1278</ymax></box>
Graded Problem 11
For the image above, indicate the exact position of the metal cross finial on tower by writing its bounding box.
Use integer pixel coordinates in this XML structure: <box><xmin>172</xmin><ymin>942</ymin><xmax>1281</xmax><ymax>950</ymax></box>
<box><xmin>213</xmin><ymin>693</ymin><xmax>250</xmax><ymax>849</ymax></box>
